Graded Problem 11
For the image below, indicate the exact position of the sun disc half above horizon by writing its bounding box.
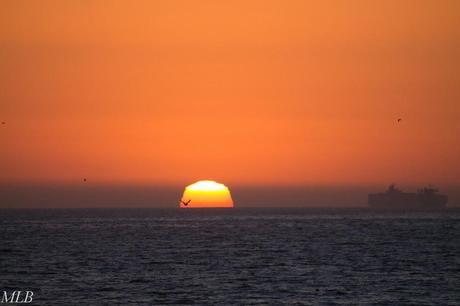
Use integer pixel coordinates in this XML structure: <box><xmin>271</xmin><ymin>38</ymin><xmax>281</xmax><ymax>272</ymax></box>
<box><xmin>180</xmin><ymin>180</ymin><xmax>233</xmax><ymax>208</ymax></box>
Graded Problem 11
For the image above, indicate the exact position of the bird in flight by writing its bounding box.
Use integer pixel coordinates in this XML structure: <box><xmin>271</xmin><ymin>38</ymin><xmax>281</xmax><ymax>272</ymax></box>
<box><xmin>397</xmin><ymin>118</ymin><xmax>402</xmax><ymax>123</ymax></box>
<box><xmin>181</xmin><ymin>199</ymin><xmax>191</xmax><ymax>206</ymax></box>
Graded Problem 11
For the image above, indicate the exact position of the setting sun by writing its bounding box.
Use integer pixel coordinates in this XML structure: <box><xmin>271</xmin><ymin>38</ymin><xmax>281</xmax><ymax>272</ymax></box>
<box><xmin>180</xmin><ymin>180</ymin><xmax>233</xmax><ymax>208</ymax></box>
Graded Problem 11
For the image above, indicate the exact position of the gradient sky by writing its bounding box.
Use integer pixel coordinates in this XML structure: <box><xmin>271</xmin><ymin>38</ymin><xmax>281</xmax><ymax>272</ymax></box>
<box><xmin>1</xmin><ymin>0</ymin><xmax>459</xmax><ymax>188</ymax></box>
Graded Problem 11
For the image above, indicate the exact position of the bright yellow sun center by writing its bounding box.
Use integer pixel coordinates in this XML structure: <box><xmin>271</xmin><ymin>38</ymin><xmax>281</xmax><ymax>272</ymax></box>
<box><xmin>180</xmin><ymin>180</ymin><xmax>233</xmax><ymax>208</ymax></box>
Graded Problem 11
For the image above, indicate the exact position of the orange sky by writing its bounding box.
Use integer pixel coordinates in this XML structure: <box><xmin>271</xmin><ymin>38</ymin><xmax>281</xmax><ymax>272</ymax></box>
<box><xmin>1</xmin><ymin>0</ymin><xmax>459</xmax><ymax>187</ymax></box>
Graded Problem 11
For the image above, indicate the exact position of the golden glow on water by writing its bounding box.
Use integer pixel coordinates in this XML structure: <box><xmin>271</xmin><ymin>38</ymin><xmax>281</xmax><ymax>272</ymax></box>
<box><xmin>180</xmin><ymin>180</ymin><xmax>233</xmax><ymax>208</ymax></box>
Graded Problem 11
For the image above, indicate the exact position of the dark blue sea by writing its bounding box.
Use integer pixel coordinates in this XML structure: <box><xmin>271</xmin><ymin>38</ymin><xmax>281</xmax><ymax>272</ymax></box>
<box><xmin>1</xmin><ymin>208</ymin><xmax>459</xmax><ymax>305</ymax></box>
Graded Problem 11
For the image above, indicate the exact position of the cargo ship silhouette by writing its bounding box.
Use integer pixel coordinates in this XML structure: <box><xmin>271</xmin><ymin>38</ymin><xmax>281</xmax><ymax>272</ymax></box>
<box><xmin>368</xmin><ymin>184</ymin><xmax>448</xmax><ymax>209</ymax></box>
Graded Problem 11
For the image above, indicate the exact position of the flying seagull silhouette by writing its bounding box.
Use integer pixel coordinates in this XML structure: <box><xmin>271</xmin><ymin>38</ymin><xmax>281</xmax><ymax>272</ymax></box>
<box><xmin>181</xmin><ymin>199</ymin><xmax>191</xmax><ymax>206</ymax></box>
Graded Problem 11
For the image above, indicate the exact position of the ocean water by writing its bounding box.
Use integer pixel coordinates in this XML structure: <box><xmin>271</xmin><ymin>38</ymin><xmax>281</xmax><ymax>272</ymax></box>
<box><xmin>1</xmin><ymin>208</ymin><xmax>459</xmax><ymax>305</ymax></box>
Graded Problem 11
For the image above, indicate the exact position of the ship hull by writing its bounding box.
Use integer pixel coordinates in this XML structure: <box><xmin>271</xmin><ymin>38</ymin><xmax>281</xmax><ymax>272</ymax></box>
<box><xmin>368</xmin><ymin>193</ymin><xmax>447</xmax><ymax>209</ymax></box>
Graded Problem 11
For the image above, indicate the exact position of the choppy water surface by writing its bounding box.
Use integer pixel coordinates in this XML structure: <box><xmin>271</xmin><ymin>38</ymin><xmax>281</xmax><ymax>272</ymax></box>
<box><xmin>1</xmin><ymin>208</ymin><xmax>459</xmax><ymax>305</ymax></box>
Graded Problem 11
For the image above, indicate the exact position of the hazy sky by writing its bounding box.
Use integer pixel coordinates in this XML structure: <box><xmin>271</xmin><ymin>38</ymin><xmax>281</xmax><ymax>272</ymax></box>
<box><xmin>1</xmin><ymin>0</ymin><xmax>459</xmax><ymax>188</ymax></box>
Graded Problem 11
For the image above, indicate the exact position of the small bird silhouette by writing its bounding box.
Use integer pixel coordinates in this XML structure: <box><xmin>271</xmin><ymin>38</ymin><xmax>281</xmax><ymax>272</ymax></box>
<box><xmin>397</xmin><ymin>118</ymin><xmax>402</xmax><ymax>123</ymax></box>
<box><xmin>83</xmin><ymin>178</ymin><xmax>87</xmax><ymax>182</ymax></box>
<box><xmin>181</xmin><ymin>199</ymin><xmax>191</xmax><ymax>206</ymax></box>
<box><xmin>1</xmin><ymin>121</ymin><xmax>5</xmax><ymax>125</ymax></box>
